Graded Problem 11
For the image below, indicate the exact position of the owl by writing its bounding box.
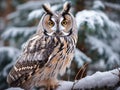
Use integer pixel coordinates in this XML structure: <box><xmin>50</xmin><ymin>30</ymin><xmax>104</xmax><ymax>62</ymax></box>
<box><xmin>7</xmin><ymin>2</ymin><xmax>77</xmax><ymax>90</ymax></box>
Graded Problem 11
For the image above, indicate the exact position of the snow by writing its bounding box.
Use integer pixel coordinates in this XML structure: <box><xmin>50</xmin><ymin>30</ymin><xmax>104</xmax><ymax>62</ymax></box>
<box><xmin>0</xmin><ymin>47</ymin><xmax>20</xmax><ymax>78</ymax></box>
<box><xmin>17</xmin><ymin>1</ymin><xmax>43</xmax><ymax>10</ymax></box>
<box><xmin>7</xmin><ymin>11</ymin><xmax>20</xmax><ymax>20</ymax></box>
<box><xmin>76</xmin><ymin>7</ymin><xmax>120</xmax><ymax>69</ymax></box>
<box><xmin>57</xmin><ymin>68</ymin><xmax>120</xmax><ymax>90</ymax></box>
<box><xmin>74</xmin><ymin>49</ymin><xmax>91</xmax><ymax>67</ymax></box>
<box><xmin>28</xmin><ymin>9</ymin><xmax>43</xmax><ymax>20</ymax></box>
<box><xmin>74</xmin><ymin>69</ymin><xmax>119</xmax><ymax>89</ymax></box>
<box><xmin>86</xmin><ymin>36</ymin><xmax>104</xmax><ymax>55</ymax></box>
<box><xmin>86</xmin><ymin>36</ymin><xmax>120</xmax><ymax>69</ymax></box>
<box><xmin>0</xmin><ymin>1</ymin><xmax>119</xmax><ymax>89</ymax></box>
<box><xmin>17</xmin><ymin>0</ymin><xmax>62</xmax><ymax>10</ymax></box>
<box><xmin>0</xmin><ymin>47</ymin><xmax>20</xmax><ymax>62</ymax></box>
<box><xmin>2</xmin><ymin>60</ymin><xmax>15</xmax><ymax>77</ymax></box>
<box><xmin>76</xmin><ymin>10</ymin><xmax>104</xmax><ymax>31</ymax></box>
<box><xmin>89</xmin><ymin>59</ymin><xmax>106</xmax><ymax>71</ymax></box>
<box><xmin>51</xmin><ymin>4</ymin><xmax>62</xmax><ymax>11</ymax></box>
<box><xmin>92</xmin><ymin>0</ymin><xmax>105</xmax><ymax>10</ymax></box>
<box><xmin>57</xmin><ymin>81</ymin><xmax>73</xmax><ymax>90</ymax></box>
<box><xmin>75</xmin><ymin>9</ymin><xmax>120</xmax><ymax>38</ymax></box>
<box><xmin>105</xmin><ymin>2</ymin><xmax>120</xmax><ymax>11</ymax></box>
<box><xmin>6</xmin><ymin>87</ymin><xmax>24</xmax><ymax>90</ymax></box>
<box><xmin>111</xmin><ymin>36</ymin><xmax>120</xmax><ymax>53</ymax></box>
<box><xmin>117</xmin><ymin>87</ymin><xmax>120</xmax><ymax>90</ymax></box>
<box><xmin>1</xmin><ymin>27</ymin><xmax>36</xmax><ymax>40</ymax></box>
<box><xmin>28</xmin><ymin>4</ymin><xmax>62</xmax><ymax>20</ymax></box>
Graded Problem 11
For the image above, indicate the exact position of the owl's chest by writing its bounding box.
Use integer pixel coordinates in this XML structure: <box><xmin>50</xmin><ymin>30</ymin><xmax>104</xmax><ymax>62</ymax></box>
<box><xmin>46</xmin><ymin>37</ymin><xmax>75</xmax><ymax>73</ymax></box>
<box><xmin>49</xmin><ymin>37</ymin><xmax>74</xmax><ymax>60</ymax></box>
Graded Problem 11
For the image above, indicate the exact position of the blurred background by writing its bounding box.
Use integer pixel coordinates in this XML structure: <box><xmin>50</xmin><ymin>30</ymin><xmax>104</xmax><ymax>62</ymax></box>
<box><xmin>0</xmin><ymin>0</ymin><xmax>120</xmax><ymax>89</ymax></box>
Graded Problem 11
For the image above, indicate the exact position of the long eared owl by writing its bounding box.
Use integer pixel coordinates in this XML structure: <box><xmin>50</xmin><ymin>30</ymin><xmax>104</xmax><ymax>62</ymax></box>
<box><xmin>7</xmin><ymin>2</ymin><xmax>77</xmax><ymax>90</ymax></box>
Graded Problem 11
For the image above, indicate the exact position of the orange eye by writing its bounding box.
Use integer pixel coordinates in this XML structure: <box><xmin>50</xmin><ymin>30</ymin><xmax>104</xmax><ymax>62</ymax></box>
<box><xmin>48</xmin><ymin>21</ymin><xmax>54</xmax><ymax>27</ymax></box>
<box><xmin>61</xmin><ymin>20</ymin><xmax>67</xmax><ymax>26</ymax></box>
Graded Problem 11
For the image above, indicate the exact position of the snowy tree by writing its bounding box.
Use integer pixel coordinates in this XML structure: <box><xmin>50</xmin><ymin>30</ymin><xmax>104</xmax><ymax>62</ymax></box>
<box><xmin>0</xmin><ymin>0</ymin><xmax>120</xmax><ymax>90</ymax></box>
<box><xmin>0</xmin><ymin>47</ymin><xmax>20</xmax><ymax>89</ymax></box>
<box><xmin>76</xmin><ymin>1</ymin><xmax>120</xmax><ymax>72</ymax></box>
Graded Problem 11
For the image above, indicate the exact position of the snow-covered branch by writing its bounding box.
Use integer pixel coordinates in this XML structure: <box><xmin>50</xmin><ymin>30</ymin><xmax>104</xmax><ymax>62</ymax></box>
<box><xmin>28</xmin><ymin>4</ymin><xmax>62</xmax><ymax>20</ymax></box>
<box><xmin>86</xmin><ymin>36</ymin><xmax>120</xmax><ymax>69</ymax></box>
<box><xmin>17</xmin><ymin>0</ymin><xmax>62</xmax><ymax>10</ymax></box>
<box><xmin>6</xmin><ymin>68</ymin><xmax>120</xmax><ymax>90</ymax></box>
<box><xmin>104</xmin><ymin>2</ymin><xmax>120</xmax><ymax>12</ymax></box>
<box><xmin>74</xmin><ymin>48</ymin><xmax>91</xmax><ymax>67</ymax></box>
<box><xmin>1</xmin><ymin>27</ymin><xmax>36</xmax><ymax>40</ymax></box>
<box><xmin>57</xmin><ymin>68</ymin><xmax>120</xmax><ymax>90</ymax></box>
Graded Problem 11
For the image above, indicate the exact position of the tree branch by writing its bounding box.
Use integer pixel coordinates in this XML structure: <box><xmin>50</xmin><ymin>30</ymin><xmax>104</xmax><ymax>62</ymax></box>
<box><xmin>57</xmin><ymin>68</ymin><xmax>120</xmax><ymax>90</ymax></box>
<box><xmin>6</xmin><ymin>68</ymin><xmax>120</xmax><ymax>90</ymax></box>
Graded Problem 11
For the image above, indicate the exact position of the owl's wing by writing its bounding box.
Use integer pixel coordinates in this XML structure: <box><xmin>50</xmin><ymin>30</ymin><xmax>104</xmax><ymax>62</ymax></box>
<box><xmin>7</xmin><ymin>34</ymin><xmax>55</xmax><ymax>87</ymax></box>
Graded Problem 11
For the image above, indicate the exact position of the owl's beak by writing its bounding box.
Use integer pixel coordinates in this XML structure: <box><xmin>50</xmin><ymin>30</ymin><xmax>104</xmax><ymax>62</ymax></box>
<box><xmin>53</xmin><ymin>24</ymin><xmax>62</xmax><ymax>36</ymax></box>
<box><xmin>55</xmin><ymin>29</ymin><xmax>62</xmax><ymax>36</ymax></box>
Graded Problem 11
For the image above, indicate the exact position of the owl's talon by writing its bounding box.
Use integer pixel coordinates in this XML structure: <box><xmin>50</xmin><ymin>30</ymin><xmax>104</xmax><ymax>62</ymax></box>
<box><xmin>47</xmin><ymin>80</ymin><xmax>59</xmax><ymax>90</ymax></box>
<box><xmin>51</xmin><ymin>84</ymin><xmax>59</xmax><ymax>89</ymax></box>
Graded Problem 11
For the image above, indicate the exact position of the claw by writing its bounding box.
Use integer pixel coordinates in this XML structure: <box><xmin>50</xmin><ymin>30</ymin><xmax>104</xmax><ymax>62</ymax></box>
<box><xmin>35</xmin><ymin>78</ymin><xmax>59</xmax><ymax>90</ymax></box>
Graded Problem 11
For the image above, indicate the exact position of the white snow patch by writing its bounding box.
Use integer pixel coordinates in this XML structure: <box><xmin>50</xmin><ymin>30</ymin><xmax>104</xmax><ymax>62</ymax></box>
<box><xmin>76</xmin><ymin>10</ymin><xmax>104</xmax><ymax>30</ymax></box>
<box><xmin>57</xmin><ymin>81</ymin><xmax>73</xmax><ymax>90</ymax></box>
<box><xmin>86</xmin><ymin>36</ymin><xmax>120</xmax><ymax>68</ymax></box>
<box><xmin>28</xmin><ymin>4</ymin><xmax>62</xmax><ymax>20</ymax></box>
<box><xmin>86</xmin><ymin>36</ymin><xmax>104</xmax><ymax>55</ymax></box>
<box><xmin>6</xmin><ymin>87</ymin><xmax>24</xmax><ymax>90</ymax></box>
<box><xmin>74</xmin><ymin>48</ymin><xmax>91</xmax><ymax>67</ymax></box>
<box><xmin>51</xmin><ymin>4</ymin><xmax>62</xmax><ymax>11</ymax></box>
<box><xmin>28</xmin><ymin>9</ymin><xmax>43</xmax><ymax>20</ymax></box>
<box><xmin>17</xmin><ymin>0</ymin><xmax>62</xmax><ymax>10</ymax></box>
<box><xmin>2</xmin><ymin>60</ymin><xmax>15</xmax><ymax>77</ymax></box>
<box><xmin>1</xmin><ymin>27</ymin><xmax>36</xmax><ymax>40</ymax></box>
<box><xmin>74</xmin><ymin>69</ymin><xmax>119</xmax><ymax>89</ymax></box>
<box><xmin>75</xmin><ymin>9</ymin><xmax>120</xmax><ymax>39</ymax></box>
<box><xmin>7</xmin><ymin>11</ymin><xmax>19</xmax><ymax>20</ymax></box>
<box><xmin>105</xmin><ymin>2</ymin><xmax>120</xmax><ymax>11</ymax></box>
<box><xmin>0</xmin><ymin>47</ymin><xmax>20</xmax><ymax>62</ymax></box>
<box><xmin>89</xmin><ymin>59</ymin><xmax>106</xmax><ymax>71</ymax></box>
<box><xmin>117</xmin><ymin>87</ymin><xmax>120</xmax><ymax>90</ymax></box>
<box><xmin>57</xmin><ymin>68</ymin><xmax>120</xmax><ymax>90</ymax></box>
<box><xmin>0</xmin><ymin>47</ymin><xmax>20</xmax><ymax>77</ymax></box>
<box><xmin>92</xmin><ymin>0</ymin><xmax>105</xmax><ymax>10</ymax></box>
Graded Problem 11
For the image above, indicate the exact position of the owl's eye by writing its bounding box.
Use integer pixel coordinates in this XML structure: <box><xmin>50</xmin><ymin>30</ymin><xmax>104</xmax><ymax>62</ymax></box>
<box><xmin>48</xmin><ymin>21</ymin><xmax>54</xmax><ymax>27</ymax></box>
<box><xmin>61</xmin><ymin>20</ymin><xmax>67</xmax><ymax>26</ymax></box>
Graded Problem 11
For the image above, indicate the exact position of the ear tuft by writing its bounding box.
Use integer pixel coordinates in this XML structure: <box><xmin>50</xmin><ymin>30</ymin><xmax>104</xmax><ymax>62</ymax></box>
<box><xmin>62</xmin><ymin>2</ymin><xmax>71</xmax><ymax>15</ymax></box>
<box><xmin>42</xmin><ymin>3</ymin><xmax>53</xmax><ymax>15</ymax></box>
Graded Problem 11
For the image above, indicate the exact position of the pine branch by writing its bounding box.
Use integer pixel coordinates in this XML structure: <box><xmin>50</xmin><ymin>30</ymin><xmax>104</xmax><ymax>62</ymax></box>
<box><xmin>57</xmin><ymin>68</ymin><xmax>120</xmax><ymax>90</ymax></box>
<box><xmin>104</xmin><ymin>2</ymin><xmax>120</xmax><ymax>12</ymax></box>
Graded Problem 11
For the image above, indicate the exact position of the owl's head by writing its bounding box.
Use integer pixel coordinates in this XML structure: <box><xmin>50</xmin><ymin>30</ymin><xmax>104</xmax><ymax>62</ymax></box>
<box><xmin>38</xmin><ymin>2</ymin><xmax>76</xmax><ymax>37</ymax></box>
